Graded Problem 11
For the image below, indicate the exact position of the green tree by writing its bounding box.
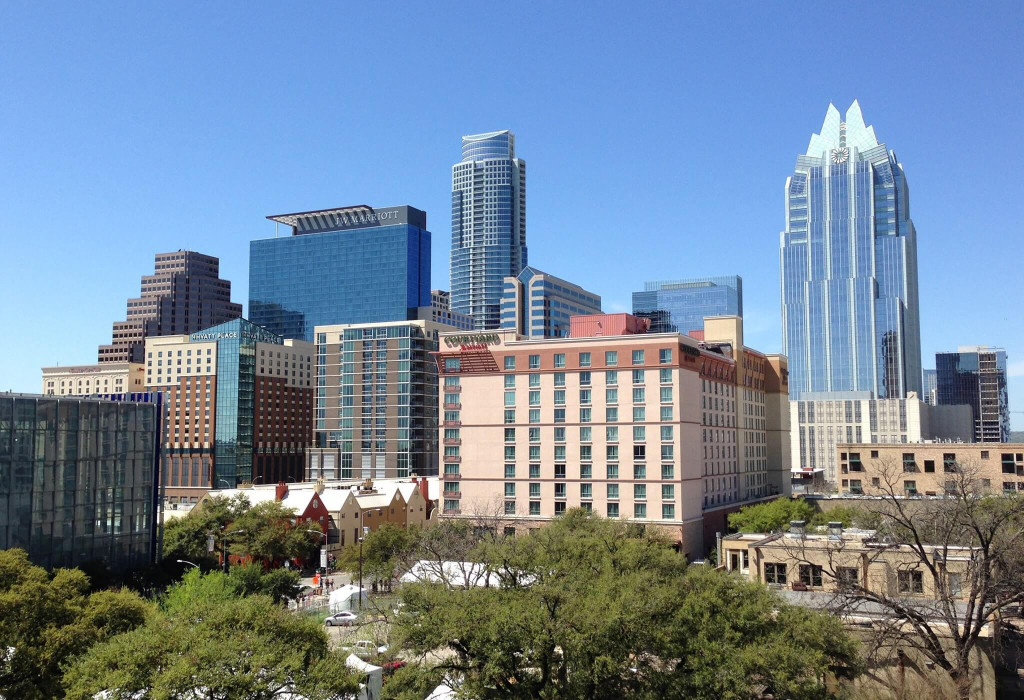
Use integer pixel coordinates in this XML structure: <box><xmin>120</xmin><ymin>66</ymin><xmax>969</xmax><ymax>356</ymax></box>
<box><xmin>64</xmin><ymin>573</ymin><xmax>360</xmax><ymax>700</ymax></box>
<box><xmin>808</xmin><ymin>504</ymin><xmax>875</xmax><ymax>529</ymax></box>
<box><xmin>228</xmin><ymin>500</ymin><xmax>322</xmax><ymax>566</ymax></box>
<box><xmin>161</xmin><ymin>494</ymin><xmax>250</xmax><ymax>566</ymax></box>
<box><xmin>0</xmin><ymin>549</ymin><xmax>152</xmax><ymax>700</ymax></box>
<box><xmin>392</xmin><ymin>510</ymin><xmax>860</xmax><ymax>699</ymax></box>
<box><xmin>336</xmin><ymin>522</ymin><xmax>417</xmax><ymax>592</ymax></box>
<box><xmin>228</xmin><ymin>561</ymin><xmax>301</xmax><ymax>604</ymax></box>
<box><xmin>727</xmin><ymin>497</ymin><xmax>816</xmax><ymax>533</ymax></box>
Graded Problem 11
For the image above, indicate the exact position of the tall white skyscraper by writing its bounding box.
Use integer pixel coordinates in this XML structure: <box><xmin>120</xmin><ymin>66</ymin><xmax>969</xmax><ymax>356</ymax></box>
<box><xmin>450</xmin><ymin>130</ymin><xmax>527</xmax><ymax>330</ymax></box>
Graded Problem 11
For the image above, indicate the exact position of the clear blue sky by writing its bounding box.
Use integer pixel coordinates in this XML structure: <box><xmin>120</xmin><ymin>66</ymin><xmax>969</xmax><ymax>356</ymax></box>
<box><xmin>2</xmin><ymin>2</ymin><xmax>1022</xmax><ymax>427</ymax></box>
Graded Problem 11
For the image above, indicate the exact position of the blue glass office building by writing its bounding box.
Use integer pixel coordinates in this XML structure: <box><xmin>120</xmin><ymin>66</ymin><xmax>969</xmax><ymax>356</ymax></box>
<box><xmin>632</xmin><ymin>276</ymin><xmax>742</xmax><ymax>335</ymax></box>
<box><xmin>451</xmin><ymin>131</ymin><xmax>527</xmax><ymax>330</ymax></box>
<box><xmin>250</xmin><ymin>206</ymin><xmax>431</xmax><ymax>341</ymax></box>
<box><xmin>500</xmin><ymin>266</ymin><xmax>602</xmax><ymax>338</ymax></box>
<box><xmin>780</xmin><ymin>101</ymin><xmax>922</xmax><ymax>400</ymax></box>
<box><xmin>936</xmin><ymin>346</ymin><xmax>1010</xmax><ymax>442</ymax></box>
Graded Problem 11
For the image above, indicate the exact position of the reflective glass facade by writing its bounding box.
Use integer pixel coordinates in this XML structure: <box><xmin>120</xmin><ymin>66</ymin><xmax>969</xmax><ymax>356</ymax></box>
<box><xmin>250</xmin><ymin>206</ymin><xmax>431</xmax><ymax>341</ymax></box>
<box><xmin>0</xmin><ymin>392</ymin><xmax>161</xmax><ymax>572</ymax></box>
<box><xmin>632</xmin><ymin>276</ymin><xmax>742</xmax><ymax>335</ymax></box>
<box><xmin>500</xmin><ymin>267</ymin><xmax>602</xmax><ymax>338</ymax></box>
<box><xmin>451</xmin><ymin>131</ymin><xmax>527</xmax><ymax>330</ymax></box>
<box><xmin>936</xmin><ymin>347</ymin><xmax>1010</xmax><ymax>442</ymax></box>
<box><xmin>781</xmin><ymin>101</ymin><xmax>921</xmax><ymax>400</ymax></box>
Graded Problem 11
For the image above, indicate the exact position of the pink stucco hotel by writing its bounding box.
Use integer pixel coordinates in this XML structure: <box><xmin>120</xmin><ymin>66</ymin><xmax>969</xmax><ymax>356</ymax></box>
<box><xmin>434</xmin><ymin>313</ymin><xmax>791</xmax><ymax>560</ymax></box>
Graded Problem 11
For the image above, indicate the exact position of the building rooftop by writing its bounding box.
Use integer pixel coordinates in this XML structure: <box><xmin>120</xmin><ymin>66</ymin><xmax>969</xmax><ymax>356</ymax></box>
<box><xmin>266</xmin><ymin>205</ymin><xmax>374</xmax><ymax>228</ymax></box>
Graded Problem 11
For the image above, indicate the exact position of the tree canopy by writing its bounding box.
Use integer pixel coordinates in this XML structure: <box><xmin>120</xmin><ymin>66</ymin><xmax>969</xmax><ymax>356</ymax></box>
<box><xmin>0</xmin><ymin>548</ymin><xmax>152</xmax><ymax>700</ymax></box>
<box><xmin>64</xmin><ymin>569</ymin><xmax>360</xmax><ymax>700</ymax></box>
<box><xmin>336</xmin><ymin>521</ymin><xmax>417</xmax><ymax>592</ymax></box>
<box><xmin>390</xmin><ymin>510</ymin><xmax>861</xmax><ymax>699</ymax></box>
<box><xmin>727</xmin><ymin>497</ymin><xmax>817</xmax><ymax>533</ymax></box>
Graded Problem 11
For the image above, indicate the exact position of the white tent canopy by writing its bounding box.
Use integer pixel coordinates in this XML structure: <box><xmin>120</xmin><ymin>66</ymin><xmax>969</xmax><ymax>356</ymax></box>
<box><xmin>328</xmin><ymin>584</ymin><xmax>369</xmax><ymax>612</ymax></box>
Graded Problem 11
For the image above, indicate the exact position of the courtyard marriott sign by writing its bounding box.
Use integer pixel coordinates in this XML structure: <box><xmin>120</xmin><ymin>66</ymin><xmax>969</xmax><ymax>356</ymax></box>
<box><xmin>444</xmin><ymin>333</ymin><xmax>502</xmax><ymax>350</ymax></box>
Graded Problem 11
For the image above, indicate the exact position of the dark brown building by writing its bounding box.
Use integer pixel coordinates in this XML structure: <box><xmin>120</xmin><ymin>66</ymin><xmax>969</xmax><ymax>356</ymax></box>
<box><xmin>99</xmin><ymin>250</ymin><xmax>242</xmax><ymax>363</ymax></box>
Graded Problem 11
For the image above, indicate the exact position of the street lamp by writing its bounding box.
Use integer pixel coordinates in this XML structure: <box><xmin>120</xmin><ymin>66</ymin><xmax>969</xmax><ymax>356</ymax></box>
<box><xmin>217</xmin><ymin>478</ymin><xmax>232</xmax><ymax>489</ymax></box>
<box><xmin>306</xmin><ymin>528</ymin><xmax>328</xmax><ymax>571</ymax></box>
<box><xmin>214</xmin><ymin>529</ymin><xmax>245</xmax><ymax>573</ymax></box>
<box><xmin>176</xmin><ymin>559</ymin><xmax>199</xmax><ymax>569</ymax></box>
<box><xmin>356</xmin><ymin>508</ymin><xmax>382</xmax><ymax>610</ymax></box>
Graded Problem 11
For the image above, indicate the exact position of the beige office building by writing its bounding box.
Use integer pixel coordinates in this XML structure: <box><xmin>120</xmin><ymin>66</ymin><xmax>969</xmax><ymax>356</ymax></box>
<box><xmin>41</xmin><ymin>363</ymin><xmax>145</xmax><ymax>396</ymax></box>
<box><xmin>835</xmin><ymin>442</ymin><xmax>1024</xmax><ymax>497</ymax></box>
<box><xmin>791</xmin><ymin>393</ymin><xmax>973</xmax><ymax>488</ymax></box>
<box><xmin>434</xmin><ymin>314</ymin><xmax>789</xmax><ymax>560</ymax></box>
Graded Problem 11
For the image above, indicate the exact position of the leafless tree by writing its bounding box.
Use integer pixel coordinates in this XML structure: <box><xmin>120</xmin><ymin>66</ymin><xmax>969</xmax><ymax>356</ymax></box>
<box><xmin>777</xmin><ymin>459</ymin><xmax>1024</xmax><ymax>699</ymax></box>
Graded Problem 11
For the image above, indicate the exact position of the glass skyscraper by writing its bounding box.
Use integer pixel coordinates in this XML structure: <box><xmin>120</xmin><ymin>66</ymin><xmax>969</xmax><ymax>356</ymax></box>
<box><xmin>780</xmin><ymin>101</ymin><xmax>922</xmax><ymax>400</ymax></box>
<box><xmin>249</xmin><ymin>205</ymin><xmax>431</xmax><ymax>341</ymax></box>
<box><xmin>936</xmin><ymin>346</ymin><xmax>1010</xmax><ymax>442</ymax></box>
<box><xmin>451</xmin><ymin>130</ymin><xmax>527</xmax><ymax>330</ymax></box>
<box><xmin>632</xmin><ymin>276</ymin><xmax>742</xmax><ymax>335</ymax></box>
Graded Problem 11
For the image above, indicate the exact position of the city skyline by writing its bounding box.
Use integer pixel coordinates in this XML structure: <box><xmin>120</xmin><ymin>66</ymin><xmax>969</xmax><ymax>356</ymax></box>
<box><xmin>1</xmin><ymin>4</ymin><xmax>1021</xmax><ymax>427</ymax></box>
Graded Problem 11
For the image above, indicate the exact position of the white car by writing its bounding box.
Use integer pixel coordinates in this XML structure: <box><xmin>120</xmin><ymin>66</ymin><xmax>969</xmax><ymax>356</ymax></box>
<box><xmin>351</xmin><ymin>640</ymin><xmax>389</xmax><ymax>656</ymax></box>
<box><xmin>324</xmin><ymin>611</ymin><xmax>358</xmax><ymax>627</ymax></box>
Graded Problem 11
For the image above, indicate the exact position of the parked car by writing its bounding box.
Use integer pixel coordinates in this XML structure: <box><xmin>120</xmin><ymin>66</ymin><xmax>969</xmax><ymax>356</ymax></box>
<box><xmin>324</xmin><ymin>611</ymin><xmax>358</xmax><ymax>627</ymax></box>
<box><xmin>351</xmin><ymin>640</ymin><xmax>389</xmax><ymax>657</ymax></box>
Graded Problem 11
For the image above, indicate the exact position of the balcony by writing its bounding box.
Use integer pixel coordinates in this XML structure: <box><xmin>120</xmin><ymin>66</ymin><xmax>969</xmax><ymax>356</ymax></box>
<box><xmin>443</xmin><ymin>438</ymin><xmax>462</xmax><ymax>446</ymax></box>
<box><xmin>445</xmin><ymin>508</ymin><xmax>462</xmax><ymax>515</ymax></box>
<box><xmin>443</xmin><ymin>420</ymin><xmax>462</xmax><ymax>427</ymax></box>
<box><xmin>444</xmin><ymin>385</ymin><xmax>462</xmax><ymax>393</ymax></box>
<box><xmin>442</xmin><ymin>472</ymin><xmax>461</xmax><ymax>481</ymax></box>
<box><xmin>444</xmin><ymin>403</ymin><xmax>462</xmax><ymax>410</ymax></box>
<box><xmin>443</xmin><ymin>455</ymin><xmax>462</xmax><ymax>463</ymax></box>
<box><xmin>443</xmin><ymin>490</ymin><xmax>461</xmax><ymax>499</ymax></box>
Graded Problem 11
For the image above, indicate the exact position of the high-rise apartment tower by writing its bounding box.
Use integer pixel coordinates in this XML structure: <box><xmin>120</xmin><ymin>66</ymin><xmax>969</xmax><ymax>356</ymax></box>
<box><xmin>450</xmin><ymin>130</ymin><xmax>527</xmax><ymax>330</ymax></box>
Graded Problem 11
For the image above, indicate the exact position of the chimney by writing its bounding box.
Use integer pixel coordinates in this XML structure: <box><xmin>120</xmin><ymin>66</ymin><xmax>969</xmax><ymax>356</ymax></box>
<box><xmin>789</xmin><ymin>520</ymin><xmax>806</xmax><ymax>537</ymax></box>
<box><xmin>275</xmin><ymin>482</ymin><xmax>288</xmax><ymax>502</ymax></box>
<box><xmin>827</xmin><ymin>521</ymin><xmax>843</xmax><ymax>540</ymax></box>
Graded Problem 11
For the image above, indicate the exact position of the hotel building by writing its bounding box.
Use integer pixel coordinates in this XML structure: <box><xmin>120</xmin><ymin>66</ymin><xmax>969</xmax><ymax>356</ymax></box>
<box><xmin>306</xmin><ymin>318</ymin><xmax>453</xmax><ymax>482</ymax></box>
<box><xmin>42</xmin><ymin>362</ymin><xmax>145</xmax><ymax>396</ymax></box>
<box><xmin>434</xmin><ymin>314</ymin><xmax>789</xmax><ymax>560</ymax></box>
<box><xmin>144</xmin><ymin>319</ymin><xmax>314</xmax><ymax>504</ymax></box>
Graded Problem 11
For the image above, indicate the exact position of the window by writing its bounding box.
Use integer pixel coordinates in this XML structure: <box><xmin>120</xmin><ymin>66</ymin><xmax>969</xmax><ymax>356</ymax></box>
<box><xmin>554</xmin><ymin>372</ymin><xmax>565</xmax><ymax>387</ymax></box>
<box><xmin>607</xmin><ymin>503</ymin><xmax>619</xmax><ymax>518</ymax></box>
<box><xmin>870</xmin><ymin>450</ymin><xmax>879</xmax><ymax>458</ymax></box>
<box><xmin>504</xmin><ymin>409</ymin><xmax>515</xmax><ymax>424</ymax></box>
<box><xmin>661</xmin><ymin>444</ymin><xmax>674</xmax><ymax>460</ymax></box>
<box><xmin>529</xmin><ymin>354</ymin><xmax>540</xmax><ymax>369</ymax></box>
<box><xmin>799</xmin><ymin>564</ymin><xmax>823</xmax><ymax>587</ymax></box>
<box><xmin>661</xmin><ymin>484</ymin><xmax>674</xmax><ymax>500</ymax></box>
<box><xmin>529</xmin><ymin>464</ymin><xmax>540</xmax><ymax>479</ymax></box>
<box><xmin>632</xmin><ymin>350</ymin><xmax>645</xmax><ymax>365</ymax></box>
<box><xmin>659</xmin><ymin>348</ymin><xmax>672</xmax><ymax>364</ymax></box>
<box><xmin>504</xmin><ymin>356</ymin><xmax>516</xmax><ymax>370</ymax></box>
<box><xmin>554</xmin><ymin>408</ymin><xmax>565</xmax><ymax>423</ymax></box>
<box><xmin>554</xmin><ymin>464</ymin><xmax>566</xmax><ymax>479</ymax></box>
<box><xmin>504</xmin><ymin>391</ymin><xmax>516</xmax><ymax>406</ymax></box>
<box><xmin>837</xmin><ymin>567</ymin><xmax>859</xmax><ymax>589</ymax></box>
<box><xmin>660</xmin><ymin>425</ymin><xmax>673</xmax><ymax>442</ymax></box>
<box><xmin>924</xmin><ymin>460</ymin><xmax>935</xmax><ymax>473</ymax></box>
<box><xmin>529</xmin><ymin>427</ymin><xmax>540</xmax><ymax>442</ymax></box>
<box><xmin>529</xmin><ymin>391</ymin><xmax>540</xmax><ymax>406</ymax></box>
<box><xmin>554</xmin><ymin>483</ymin><xmax>566</xmax><ymax>499</ymax></box>
<box><xmin>904</xmin><ymin>480</ymin><xmax>917</xmax><ymax>496</ymax></box>
<box><xmin>764</xmin><ymin>563</ymin><xmax>787</xmax><ymax>585</ymax></box>
<box><xmin>634</xmin><ymin>445</ymin><xmax>646</xmax><ymax>460</ymax></box>
<box><xmin>504</xmin><ymin>464</ymin><xmax>515</xmax><ymax>478</ymax></box>
<box><xmin>660</xmin><ymin>405</ymin><xmax>673</xmax><ymax>421</ymax></box>
<box><xmin>898</xmin><ymin>570</ymin><xmax>923</xmax><ymax>594</ymax></box>
<box><xmin>632</xmin><ymin>369</ymin><xmax>645</xmax><ymax>384</ymax></box>
<box><xmin>529</xmin><ymin>409</ymin><xmax>540</xmax><ymax>424</ymax></box>
<box><xmin>529</xmin><ymin>501</ymin><xmax>540</xmax><ymax>516</ymax></box>
<box><xmin>529</xmin><ymin>483</ymin><xmax>540</xmax><ymax>498</ymax></box>
<box><xmin>579</xmin><ymin>389</ymin><xmax>591</xmax><ymax>404</ymax></box>
<box><xmin>661</xmin><ymin>503</ymin><xmax>675</xmax><ymax>520</ymax></box>
<box><xmin>580</xmin><ymin>426</ymin><xmax>592</xmax><ymax>442</ymax></box>
<box><xmin>633</xmin><ymin>407</ymin><xmax>645</xmax><ymax>422</ymax></box>
<box><xmin>634</xmin><ymin>464</ymin><xmax>646</xmax><ymax>479</ymax></box>
<box><xmin>606</xmin><ymin>388</ymin><xmax>618</xmax><ymax>404</ymax></box>
<box><xmin>606</xmin><ymin>464</ymin><xmax>619</xmax><ymax>479</ymax></box>
<box><xmin>554</xmin><ymin>353</ymin><xmax>566</xmax><ymax>368</ymax></box>
<box><xmin>605</xmin><ymin>351</ymin><xmax>618</xmax><ymax>366</ymax></box>
<box><xmin>529</xmin><ymin>373</ymin><xmax>540</xmax><ymax>387</ymax></box>
<box><xmin>943</xmin><ymin>453</ymin><xmax>957</xmax><ymax>472</ymax></box>
<box><xmin>980</xmin><ymin>451</ymin><xmax>989</xmax><ymax>460</ymax></box>
<box><xmin>633</xmin><ymin>426</ymin><xmax>645</xmax><ymax>442</ymax></box>
<box><xmin>660</xmin><ymin>386</ymin><xmax>673</xmax><ymax>403</ymax></box>
<box><xmin>606</xmin><ymin>407</ymin><xmax>618</xmax><ymax>422</ymax></box>
<box><xmin>580</xmin><ymin>407</ymin><xmax>591</xmax><ymax>423</ymax></box>
<box><xmin>902</xmin><ymin>453</ymin><xmax>916</xmax><ymax>471</ymax></box>
<box><xmin>554</xmin><ymin>390</ymin><xmax>566</xmax><ymax>405</ymax></box>
<box><xmin>580</xmin><ymin>464</ymin><xmax>592</xmax><ymax>479</ymax></box>
<box><xmin>634</xmin><ymin>503</ymin><xmax>647</xmax><ymax>519</ymax></box>
<box><xmin>661</xmin><ymin>464</ymin><xmax>674</xmax><ymax>479</ymax></box>
<box><xmin>580</xmin><ymin>371</ymin><xmax>591</xmax><ymax>386</ymax></box>
<box><xmin>948</xmin><ymin>572</ymin><xmax>962</xmax><ymax>597</ymax></box>
<box><xmin>607</xmin><ymin>483</ymin><xmax>619</xmax><ymax>499</ymax></box>
<box><xmin>579</xmin><ymin>352</ymin><xmax>591</xmax><ymax>367</ymax></box>
<box><xmin>445</xmin><ymin>358</ymin><xmax>461</xmax><ymax>372</ymax></box>
<box><xmin>504</xmin><ymin>446</ymin><xmax>515</xmax><ymax>460</ymax></box>
<box><xmin>580</xmin><ymin>483</ymin><xmax>592</xmax><ymax>500</ymax></box>
<box><xmin>605</xmin><ymin>370</ymin><xmax>618</xmax><ymax>385</ymax></box>
<box><xmin>606</xmin><ymin>426</ymin><xmax>618</xmax><ymax>442</ymax></box>
<box><xmin>504</xmin><ymin>374</ymin><xmax>516</xmax><ymax>388</ymax></box>
<box><xmin>504</xmin><ymin>483</ymin><xmax>516</xmax><ymax>498</ymax></box>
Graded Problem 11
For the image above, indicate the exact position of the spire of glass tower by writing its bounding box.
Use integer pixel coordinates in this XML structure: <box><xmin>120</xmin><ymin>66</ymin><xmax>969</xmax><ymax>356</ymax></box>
<box><xmin>450</xmin><ymin>130</ymin><xmax>527</xmax><ymax>330</ymax></box>
<box><xmin>780</xmin><ymin>102</ymin><xmax>922</xmax><ymax>400</ymax></box>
